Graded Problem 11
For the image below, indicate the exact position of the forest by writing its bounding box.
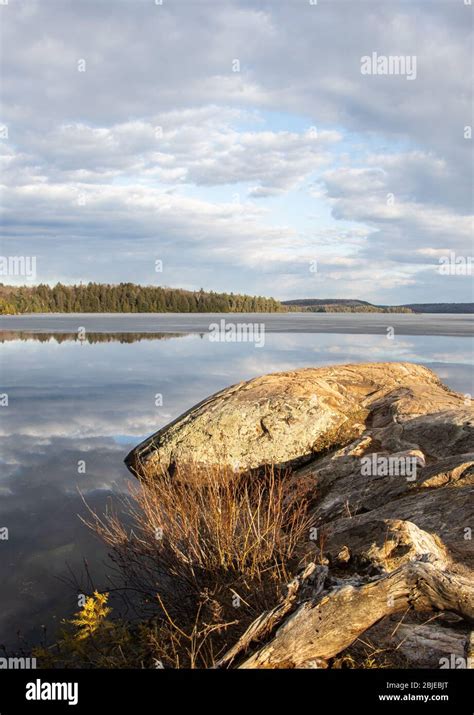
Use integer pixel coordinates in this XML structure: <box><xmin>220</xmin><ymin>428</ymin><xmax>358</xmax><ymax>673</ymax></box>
<box><xmin>0</xmin><ymin>283</ymin><xmax>285</xmax><ymax>314</ymax></box>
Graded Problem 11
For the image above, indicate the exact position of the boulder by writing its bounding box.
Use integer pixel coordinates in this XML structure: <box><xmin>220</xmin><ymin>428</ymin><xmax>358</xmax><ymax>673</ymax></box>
<box><xmin>125</xmin><ymin>361</ymin><xmax>463</xmax><ymax>476</ymax></box>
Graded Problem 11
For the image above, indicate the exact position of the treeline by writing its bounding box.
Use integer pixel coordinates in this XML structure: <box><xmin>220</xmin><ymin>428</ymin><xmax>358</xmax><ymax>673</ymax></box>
<box><xmin>403</xmin><ymin>303</ymin><xmax>474</xmax><ymax>314</ymax></box>
<box><xmin>300</xmin><ymin>304</ymin><xmax>413</xmax><ymax>314</ymax></box>
<box><xmin>0</xmin><ymin>283</ymin><xmax>285</xmax><ymax>314</ymax></box>
<box><xmin>283</xmin><ymin>299</ymin><xmax>413</xmax><ymax>313</ymax></box>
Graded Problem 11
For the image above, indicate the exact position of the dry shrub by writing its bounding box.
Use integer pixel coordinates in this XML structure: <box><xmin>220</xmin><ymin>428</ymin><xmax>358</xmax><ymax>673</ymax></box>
<box><xmin>82</xmin><ymin>463</ymin><xmax>313</xmax><ymax>667</ymax></box>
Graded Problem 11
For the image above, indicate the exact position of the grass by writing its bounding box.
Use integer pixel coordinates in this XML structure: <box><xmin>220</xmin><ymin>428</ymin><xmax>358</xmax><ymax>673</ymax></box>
<box><xmin>40</xmin><ymin>463</ymin><xmax>314</xmax><ymax>668</ymax></box>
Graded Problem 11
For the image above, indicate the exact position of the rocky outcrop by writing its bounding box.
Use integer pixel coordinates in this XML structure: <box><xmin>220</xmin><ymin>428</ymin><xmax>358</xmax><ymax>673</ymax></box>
<box><xmin>125</xmin><ymin>361</ymin><xmax>464</xmax><ymax>476</ymax></box>
<box><xmin>127</xmin><ymin>362</ymin><xmax>474</xmax><ymax>668</ymax></box>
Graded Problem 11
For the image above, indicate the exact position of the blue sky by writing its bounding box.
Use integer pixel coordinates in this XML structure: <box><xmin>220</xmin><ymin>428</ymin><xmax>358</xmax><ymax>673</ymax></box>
<box><xmin>0</xmin><ymin>0</ymin><xmax>472</xmax><ymax>303</ymax></box>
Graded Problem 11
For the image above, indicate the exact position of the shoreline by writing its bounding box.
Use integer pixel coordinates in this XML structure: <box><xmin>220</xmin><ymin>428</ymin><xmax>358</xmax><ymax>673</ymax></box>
<box><xmin>1</xmin><ymin>312</ymin><xmax>473</xmax><ymax>337</ymax></box>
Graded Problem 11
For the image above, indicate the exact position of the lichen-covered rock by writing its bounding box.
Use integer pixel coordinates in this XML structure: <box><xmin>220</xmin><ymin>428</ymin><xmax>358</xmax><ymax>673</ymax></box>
<box><xmin>126</xmin><ymin>362</ymin><xmax>461</xmax><ymax>476</ymax></box>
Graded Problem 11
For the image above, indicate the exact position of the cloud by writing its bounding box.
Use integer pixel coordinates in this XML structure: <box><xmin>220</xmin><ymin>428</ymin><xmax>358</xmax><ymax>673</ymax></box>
<box><xmin>6</xmin><ymin>113</ymin><xmax>340</xmax><ymax>194</ymax></box>
<box><xmin>321</xmin><ymin>154</ymin><xmax>473</xmax><ymax>271</ymax></box>
<box><xmin>0</xmin><ymin>0</ymin><xmax>472</xmax><ymax>302</ymax></box>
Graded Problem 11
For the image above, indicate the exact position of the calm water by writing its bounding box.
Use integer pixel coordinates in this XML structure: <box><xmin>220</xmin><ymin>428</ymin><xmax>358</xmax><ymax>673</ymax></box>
<box><xmin>0</xmin><ymin>314</ymin><xmax>473</xmax><ymax>649</ymax></box>
<box><xmin>2</xmin><ymin>311</ymin><xmax>473</xmax><ymax>336</ymax></box>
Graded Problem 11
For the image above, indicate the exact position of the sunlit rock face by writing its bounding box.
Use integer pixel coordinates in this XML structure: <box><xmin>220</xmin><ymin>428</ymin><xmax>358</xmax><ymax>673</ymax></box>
<box><xmin>125</xmin><ymin>361</ymin><xmax>465</xmax><ymax>476</ymax></box>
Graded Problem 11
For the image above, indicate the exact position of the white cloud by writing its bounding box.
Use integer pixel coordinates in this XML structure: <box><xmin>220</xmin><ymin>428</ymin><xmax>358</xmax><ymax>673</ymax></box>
<box><xmin>0</xmin><ymin>0</ymin><xmax>472</xmax><ymax>302</ymax></box>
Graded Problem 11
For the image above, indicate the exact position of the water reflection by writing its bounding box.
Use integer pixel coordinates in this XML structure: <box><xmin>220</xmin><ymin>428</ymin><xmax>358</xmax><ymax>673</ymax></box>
<box><xmin>0</xmin><ymin>331</ymin><xmax>187</xmax><ymax>344</ymax></box>
<box><xmin>0</xmin><ymin>330</ymin><xmax>472</xmax><ymax>648</ymax></box>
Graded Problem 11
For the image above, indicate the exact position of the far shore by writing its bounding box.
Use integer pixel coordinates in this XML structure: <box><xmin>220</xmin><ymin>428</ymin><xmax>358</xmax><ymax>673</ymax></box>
<box><xmin>1</xmin><ymin>311</ymin><xmax>473</xmax><ymax>338</ymax></box>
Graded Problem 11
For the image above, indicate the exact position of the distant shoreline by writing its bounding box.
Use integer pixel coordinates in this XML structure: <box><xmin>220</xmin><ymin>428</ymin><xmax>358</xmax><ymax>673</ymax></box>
<box><xmin>283</xmin><ymin>299</ymin><xmax>474</xmax><ymax>314</ymax></box>
<box><xmin>1</xmin><ymin>283</ymin><xmax>472</xmax><ymax>315</ymax></box>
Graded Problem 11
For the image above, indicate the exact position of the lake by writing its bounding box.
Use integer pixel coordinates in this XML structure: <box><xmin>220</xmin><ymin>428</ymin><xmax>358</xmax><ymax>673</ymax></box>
<box><xmin>0</xmin><ymin>313</ymin><xmax>473</xmax><ymax>649</ymax></box>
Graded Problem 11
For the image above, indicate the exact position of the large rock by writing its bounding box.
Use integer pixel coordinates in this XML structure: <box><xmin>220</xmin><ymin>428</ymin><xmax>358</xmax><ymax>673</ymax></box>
<box><xmin>127</xmin><ymin>361</ymin><xmax>474</xmax><ymax>669</ymax></box>
<box><xmin>126</xmin><ymin>362</ymin><xmax>463</xmax><ymax>476</ymax></box>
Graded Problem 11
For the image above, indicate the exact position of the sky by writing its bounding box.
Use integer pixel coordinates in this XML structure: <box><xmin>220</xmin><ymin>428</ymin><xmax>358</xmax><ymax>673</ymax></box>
<box><xmin>0</xmin><ymin>0</ymin><xmax>473</xmax><ymax>303</ymax></box>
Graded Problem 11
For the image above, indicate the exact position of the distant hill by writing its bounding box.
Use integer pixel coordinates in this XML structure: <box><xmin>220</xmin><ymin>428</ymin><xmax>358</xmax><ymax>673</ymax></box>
<box><xmin>284</xmin><ymin>299</ymin><xmax>372</xmax><ymax>307</ymax></box>
<box><xmin>282</xmin><ymin>299</ymin><xmax>412</xmax><ymax>313</ymax></box>
<box><xmin>401</xmin><ymin>303</ymin><xmax>474</xmax><ymax>314</ymax></box>
<box><xmin>282</xmin><ymin>299</ymin><xmax>474</xmax><ymax>314</ymax></box>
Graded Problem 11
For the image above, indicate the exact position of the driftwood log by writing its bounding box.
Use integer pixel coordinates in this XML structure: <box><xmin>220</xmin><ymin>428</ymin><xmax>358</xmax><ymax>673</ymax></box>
<box><xmin>215</xmin><ymin>563</ymin><xmax>327</xmax><ymax>669</ymax></box>
<box><xmin>239</xmin><ymin>559</ymin><xmax>473</xmax><ymax>668</ymax></box>
<box><xmin>212</xmin><ymin>520</ymin><xmax>474</xmax><ymax>668</ymax></box>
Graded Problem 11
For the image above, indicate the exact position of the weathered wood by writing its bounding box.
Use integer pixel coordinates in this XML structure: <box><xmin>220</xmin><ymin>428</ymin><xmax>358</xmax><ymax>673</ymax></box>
<box><xmin>215</xmin><ymin>563</ymin><xmax>326</xmax><ymax>668</ymax></box>
<box><xmin>239</xmin><ymin>560</ymin><xmax>474</xmax><ymax>668</ymax></box>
